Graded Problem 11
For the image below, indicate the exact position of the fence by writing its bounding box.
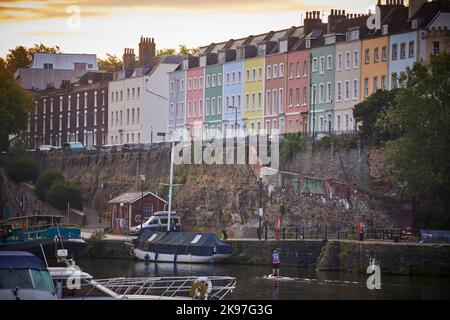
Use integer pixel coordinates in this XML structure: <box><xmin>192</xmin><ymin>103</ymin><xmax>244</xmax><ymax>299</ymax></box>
<box><xmin>245</xmin><ymin>225</ymin><xmax>420</xmax><ymax>241</ymax></box>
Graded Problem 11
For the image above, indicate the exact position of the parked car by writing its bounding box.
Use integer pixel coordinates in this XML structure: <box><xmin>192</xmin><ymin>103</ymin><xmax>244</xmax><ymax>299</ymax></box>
<box><xmin>122</xmin><ymin>143</ymin><xmax>143</xmax><ymax>152</ymax></box>
<box><xmin>128</xmin><ymin>211</ymin><xmax>181</xmax><ymax>235</ymax></box>
<box><xmin>62</xmin><ymin>142</ymin><xmax>85</xmax><ymax>152</ymax></box>
<box><xmin>99</xmin><ymin>144</ymin><xmax>120</xmax><ymax>154</ymax></box>
<box><xmin>37</xmin><ymin>145</ymin><xmax>61</xmax><ymax>153</ymax></box>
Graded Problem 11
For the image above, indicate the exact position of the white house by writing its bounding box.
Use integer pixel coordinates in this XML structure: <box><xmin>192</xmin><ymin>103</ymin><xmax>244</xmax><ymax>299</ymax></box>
<box><xmin>108</xmin><ymin>55</ymin><xmax>183</xmax><ymax>145</ymax></box>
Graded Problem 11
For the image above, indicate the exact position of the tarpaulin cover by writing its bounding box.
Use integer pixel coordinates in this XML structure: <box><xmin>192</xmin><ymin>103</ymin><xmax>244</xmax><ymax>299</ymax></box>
<box><xmin>133</xmin><ymin>230</ymin><xmax>231</xmax><ymax>256</ymax></box>
<box><xmin>421</xmin><ymin>230</ymin><xmax>450</xmax><ymax>243</ymax></box>
<box><xmin>0</xmin><ymin>251</ymin><xmax>46</xmax><ymax>270</ymax></box>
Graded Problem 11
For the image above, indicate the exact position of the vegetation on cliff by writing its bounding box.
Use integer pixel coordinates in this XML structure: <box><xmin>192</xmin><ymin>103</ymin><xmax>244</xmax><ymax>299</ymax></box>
<box><xmin>354</xmin><ymin>52</ymin><xmax>450</xmax><ymax>228</ymax></box>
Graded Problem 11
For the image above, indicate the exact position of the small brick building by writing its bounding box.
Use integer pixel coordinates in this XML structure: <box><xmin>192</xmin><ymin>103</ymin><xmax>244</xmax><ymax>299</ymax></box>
<box><xmin>108</xmin><ymin>191</ymin><xmax>167</xmax><ymax>231</ymax></box>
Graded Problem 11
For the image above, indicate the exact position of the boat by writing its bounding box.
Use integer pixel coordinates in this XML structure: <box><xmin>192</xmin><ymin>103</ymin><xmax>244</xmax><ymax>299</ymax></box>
<box><xmin>0</xmin><ymin>215</ymin><xmax>86</xmax><ymax>259</ymax></box>
<box><xmin>47</xmin><ymin>249</ymin><xmax>236</xmax><ymax>300</ymax></box>
<box><xmin>0</xmin><ymin>251</ymin><xmax>57</xmax><ymax>300</ymax></box>
<box><xmin>129</xmin><ymin>229</ymin><xmax>232</xmax><ymax>263</ymax></box>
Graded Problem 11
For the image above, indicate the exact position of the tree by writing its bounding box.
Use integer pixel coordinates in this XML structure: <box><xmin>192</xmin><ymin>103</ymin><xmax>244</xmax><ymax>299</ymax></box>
<box><xmin>6</xmin><ymin>156</ymin><xmax>40</xmax><ymax>184</ymax></box>
<box><xmin>0</xmin><ymin>67</ymin><xmax>33</xmax><ymax>151</ymax></box>
<box><xmin>353</xmin><ymin>89</ymin><xmax>399</xmax><ymax>144</ymax></box>
<box><xmin>97</xmin><ymin>54</ymin><xmax>123</xmax><ymax>73</ymax></box>
<box><xmin>178</xmin><ymin>45</ymin><xmax>198</xmax><ymax>55</ymax></box>
<box><xmin>156</xmin><ymin>45</ymin><xmax>198</xmax><ymax>57</ymax></box>
<box><xmin>46</xmin><ymin>180</ymin><xmax>83</xmax><ymax>210</ymax></box>
<box><xmin>156</xmin><ymin>48</ymin><xmax>176</xmax><ymax>56</ymax></box>
<box><xmin>384</xmin><ymin>52</ymin><xmax>450</xmax><ymax>228</ymax></box>
<box><xmin>3</xmin><ymin>43</ymin><xmax>60</xmax><ymax>74</ymax></box>
<box><xmin>35</xmin><ymin>170</ymin><xmax>65</xmax><ymax>201</ymax></box>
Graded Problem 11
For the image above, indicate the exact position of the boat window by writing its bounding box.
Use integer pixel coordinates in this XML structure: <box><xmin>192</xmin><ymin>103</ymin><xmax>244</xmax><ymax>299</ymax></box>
<box><xmin>0</xmin><ymin>269</ymin><xmax>33</xmax><ymax>289</ymax></box>
<box><xmin>31</xmin><ymin>270</ymin><xmax>54</xmax><ymax>293</ymax></box>
<box><xmin>160</xmin><ymin>219</ymin><xmax>168</xmax><ymax>224</ymax></box>
<box><xmin>191</xmin><ymin>235</ymin><xmax>202</xmax><ymax>244</ymax></box>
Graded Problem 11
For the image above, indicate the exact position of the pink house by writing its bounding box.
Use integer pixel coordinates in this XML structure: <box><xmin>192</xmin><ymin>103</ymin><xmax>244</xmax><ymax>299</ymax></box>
<box><xmin>264</xmin><ymin>53</ymin><xmax>287</xmax><ymax>133</ymax></box>
<box><xmin>186</xmin><ymin>66</ymin><xmax>205</xmax><ymax>139</ymax></box>
<box><xmin>286</xmin><ymin>48</ymin><xmax>310</xmax><ymax>134</ymax></box>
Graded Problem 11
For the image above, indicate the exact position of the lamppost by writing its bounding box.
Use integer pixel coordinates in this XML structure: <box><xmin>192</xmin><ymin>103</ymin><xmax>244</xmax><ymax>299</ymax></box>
<box><xmin>228</xmin><ymin>105</ymin><xmax>238</xmax><ymax>140</ymax></box>
<box><xmin>258</xmin><ymin>177</ymin><xmax>263</xmax><ymax>240</ymax></box>
<box><xmin>140</xmin><ymin>175</ymin><xmax>145</xmax><ymax>232</ymax></box>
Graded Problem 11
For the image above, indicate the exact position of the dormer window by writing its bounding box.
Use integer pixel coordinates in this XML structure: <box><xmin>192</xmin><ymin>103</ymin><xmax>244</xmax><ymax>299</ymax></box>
<box><xmin>237</xmin><ymin>48</ymin><xmax>245</xmax><ymax>60</ymax></box>
<box><xmin>412</xmin><ymin>19</ymin><xmax>418</xmax><ymax>30</ymax></box>
<box><xmin>382</xmin><ymin>25</ymin><xmax>388</xmax><ymax>35</ymax></box>
<box><xmin>306</xmin><ymin>39</ymin><xmax>311</xmax><ymax>49</ymax></box>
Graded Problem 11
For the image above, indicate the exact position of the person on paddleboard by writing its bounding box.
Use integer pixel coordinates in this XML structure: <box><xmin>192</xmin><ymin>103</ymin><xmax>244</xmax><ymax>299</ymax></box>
<box><xmin>272</xmin><ymin>249</ymin><xmax>280</xmax><ymax>277</ymax></box>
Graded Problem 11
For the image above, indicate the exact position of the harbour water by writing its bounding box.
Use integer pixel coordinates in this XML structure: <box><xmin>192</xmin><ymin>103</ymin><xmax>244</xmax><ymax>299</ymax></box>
<box><xmin>76</xmin><ymin>259</ymin><xmax>450</xmax><ymax>300</ymax></box>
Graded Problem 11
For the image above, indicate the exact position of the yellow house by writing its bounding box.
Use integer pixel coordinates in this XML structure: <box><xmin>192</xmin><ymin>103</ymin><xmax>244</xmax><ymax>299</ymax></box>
<box><xmin>360</xmin><ymin>36</ymin><xmax>389</xmax><ymax>99</ymax></box>
<box><xmin>243</xmin><ymin>56</ymin><xmax>265</xmax><ymax>134</ymax></box>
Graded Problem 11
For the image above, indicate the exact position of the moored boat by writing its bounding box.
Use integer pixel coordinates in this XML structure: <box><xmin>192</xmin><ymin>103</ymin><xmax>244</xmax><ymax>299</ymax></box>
<box><xmin>0</xmin><ymin>215</ymin><xmax>86</xmax><ymax>259</ymax></box>
<box><xmin>129</xmin><ymin>229</ymin><xmax>231</xmax><ymax>263</ymax></box>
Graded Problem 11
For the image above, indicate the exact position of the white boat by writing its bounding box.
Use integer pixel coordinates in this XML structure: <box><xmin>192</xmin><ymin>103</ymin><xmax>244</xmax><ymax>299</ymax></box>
<box><xmin>47</xmin><ymin>249</ymin><xmax>235</xmax><ymax>300</ymax></box>
<box><xmin>130</xmin><ymin>230</ymin><xmax>232</xmax><ymax>263</ymax></box>
<box><xmin>133</xmin><ymin>248</ymin><xmax>230</xmax><ymax>263</ymax></box>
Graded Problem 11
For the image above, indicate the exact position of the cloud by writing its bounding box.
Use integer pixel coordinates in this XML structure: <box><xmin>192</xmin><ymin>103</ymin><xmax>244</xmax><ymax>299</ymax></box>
<box><xmin>0</xmin><ymin>0</ymin><xmax>336</xmax><ymax>22</ymax></box>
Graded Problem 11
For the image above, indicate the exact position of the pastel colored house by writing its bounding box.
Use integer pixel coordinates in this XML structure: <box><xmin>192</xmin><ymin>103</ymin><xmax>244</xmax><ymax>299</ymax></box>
<box><xmin>388</xmin><ymin>31</ymin><xmax>419</xmax><ymax>89</ymax></box>
<box><xmin>223</xmin><ymin>59</ymin><xmax>244</xmax><ymax>135</ymax></box>
<box><xmin>184</xmin><ymin>57</ymin><xmax>205</xmax><ymax>139</ymax></box>
<box><xmin>168</xmin><ymin>68</ymin><xmax>186</xmax><ymax>135</ymax></box>
<box><xmin>310</xmin><ymin>36</ymin><xmax>336</xmax><ymax>134</ymax></box>
<box><xmin>334</xmin><ymin>15</ymin><xmax>369</xmax><ymax>133</ymax></box>
<box><xmin>203</xmin><ymin>55</ymin><xmax>223</xmax><ymax>139</ymax></box>
<box><xmin>243</xmin><ymin>55</ymin><xmax>265</xmax><ymax>135</ymax></box>
<box><xmin>285</xmin><ymin>39</ymin><xmax>309</xmax><ymax>133</ymax></box>
<box><xmin>264</xmin><ymin>49</ymin><xmax>286</xmax><ymax>134</ymax></box>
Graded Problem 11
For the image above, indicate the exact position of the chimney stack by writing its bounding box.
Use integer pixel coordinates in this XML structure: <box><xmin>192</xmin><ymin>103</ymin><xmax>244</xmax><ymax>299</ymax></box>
<box><xmin>303</xmin><ymin>10</ymin><xmax>323</xmax><ymax>36</ymax></box>
<box><xmin>139</xmin><ymin>36</ymin><xmax>156</xmax><ymax>67</ymax></box>
<box><xmin>123</xmin><ymin>48</ymin><xmax>136</xmax><ymax>70</ymax></box>
<box><xmin>327</xmin><ymin>8</ymin><xmax>347</xmax><ymax>34</ymax></box>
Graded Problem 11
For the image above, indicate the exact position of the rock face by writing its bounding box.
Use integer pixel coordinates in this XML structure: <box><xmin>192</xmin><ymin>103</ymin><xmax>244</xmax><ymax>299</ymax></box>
<box><xmin>34</xmin><ymin>142</ymin><xmax>401</xmax><ymax>236</ymax></box>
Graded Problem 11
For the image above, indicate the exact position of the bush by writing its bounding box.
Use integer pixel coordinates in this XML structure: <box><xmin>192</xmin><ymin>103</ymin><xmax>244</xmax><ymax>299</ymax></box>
<box><xmin>280</xmin><ymin>133</ymin><xmax>305</xmax><ymax>160</ymax></box>
<box><xmin>35</xmin><ymin>170</ymin><xmax>65</xmax><ymax>201</ymax></box>
<box><xmin>90</xmin><ymin>231</ymin><xmax>106</xmax><ymax>240</ymax></box>
<box><xmin>46</xmin><ymin>180</ymin><xmax>83</xmax><ymax>210</ymax></box>
<box><xmin>6</xmin><ymin>156</ymin><xmax>40</xmax><ymax>183</ymax></box>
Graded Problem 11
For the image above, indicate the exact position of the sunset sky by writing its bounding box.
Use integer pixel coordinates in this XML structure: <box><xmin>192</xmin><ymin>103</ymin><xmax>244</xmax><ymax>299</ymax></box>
<box><xmin>0</xmin><ymin>0</ymin><xmax>374</xmax><ymax>59</ymax></box>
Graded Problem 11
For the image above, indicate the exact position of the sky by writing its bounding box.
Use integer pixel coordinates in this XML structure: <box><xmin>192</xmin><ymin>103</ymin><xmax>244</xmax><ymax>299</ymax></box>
<box><xmin>0</xmin><ymin>0</ymin><xmax>375</xmax><ymax>59</ymax></box>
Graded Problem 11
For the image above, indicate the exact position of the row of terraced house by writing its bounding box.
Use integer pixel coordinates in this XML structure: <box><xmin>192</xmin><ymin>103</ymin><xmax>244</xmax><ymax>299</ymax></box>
<box><xmin>21</xmin><ymin>0</ymin><xmax>449</xmax><ymax>149</ymax></box>
<box><xmin>168</xmin><ymin>0</ymin><xmax>450</xmax><ymax>139</ymax></box>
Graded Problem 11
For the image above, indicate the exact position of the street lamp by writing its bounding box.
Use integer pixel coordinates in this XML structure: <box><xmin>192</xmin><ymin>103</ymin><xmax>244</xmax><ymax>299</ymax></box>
<box><xmin>140</xmin><ymin>175</ymin><xmax>145</xmax><ymax>232</ymax></box>
<box><xmin>228</xmin><ymin>105</ymin><xmax>238</xmax><ymax>140</ymax></box>
<box><xmin>258</xmin><ymin>177</ymin><xmax>263</xmax><ymax>240</ymax></box>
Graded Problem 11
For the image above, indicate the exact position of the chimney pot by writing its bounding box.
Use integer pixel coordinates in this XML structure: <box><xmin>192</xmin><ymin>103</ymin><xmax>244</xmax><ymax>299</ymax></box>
<box><xmin>331</xmin><ymin>9</ymin><xmax>334</xmax><ymax>15</ymax></box>
<box><xmin>343</xmin><ymin>10</ymin><xmax>346</xmax><ymax>15</ymax></box>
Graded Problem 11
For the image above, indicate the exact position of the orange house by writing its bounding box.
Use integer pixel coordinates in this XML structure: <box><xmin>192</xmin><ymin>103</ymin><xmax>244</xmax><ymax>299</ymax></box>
<box><xmin>360</xmin><ymin>35</ymin><xmax>389</xmax><ymax>100</ymax></box>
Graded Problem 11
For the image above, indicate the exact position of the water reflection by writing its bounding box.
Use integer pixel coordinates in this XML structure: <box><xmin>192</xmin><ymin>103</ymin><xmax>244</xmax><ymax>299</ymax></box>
<box><xmin>75</xmin><ymin>259</ymin><xmax>450</xmax><ymax>300</ymax></box>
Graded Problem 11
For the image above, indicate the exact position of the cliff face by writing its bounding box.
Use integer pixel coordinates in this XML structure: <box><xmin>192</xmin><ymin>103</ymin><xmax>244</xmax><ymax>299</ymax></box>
<box><xmin>34</xmin><ymin>143</ymin><xmax>400</xmax><ymax>237</ymax></box>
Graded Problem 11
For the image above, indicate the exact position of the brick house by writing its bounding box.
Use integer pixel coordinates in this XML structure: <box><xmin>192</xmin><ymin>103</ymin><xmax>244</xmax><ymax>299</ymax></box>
<box><xmin>26</xmin><ymin>71</ymin><xmax>111</xmax><ymax>149</ymax></box>
<box><xmin>107</xmin><ymin>191</ymin><xmax>167</xmax><ymax>231</ymax></box>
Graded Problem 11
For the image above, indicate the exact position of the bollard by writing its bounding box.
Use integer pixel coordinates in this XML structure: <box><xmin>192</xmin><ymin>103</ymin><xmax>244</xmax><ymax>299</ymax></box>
<box><xmin>282</xmin><ymin>228</ymin><xmax>286</xmax><ymax>240</ymax></box>
<box><xmin>265</xmin><ymin>225</ymin><xmax>268</xmax><ymax>241</ymax></box>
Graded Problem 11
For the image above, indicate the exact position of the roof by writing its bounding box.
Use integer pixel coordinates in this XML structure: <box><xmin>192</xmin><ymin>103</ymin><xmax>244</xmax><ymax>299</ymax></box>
<box><xmin>198</xmin><ymin>26</ymin><xmax>304</xmax><ymax>55</ymax></box>
<box><xmin>108</xmin><ymin>191</ymin><xmax>168</xmax><ymax>205</ymax></box>
<box><xmin>0</xmin><ymin>251</ymin><xmax>47</xmax><ymax>270</ymax></box>
<box><xmin>413</xmin><ymin>0</ymin><xmax>450</xmax><ymax>28</ymax></box>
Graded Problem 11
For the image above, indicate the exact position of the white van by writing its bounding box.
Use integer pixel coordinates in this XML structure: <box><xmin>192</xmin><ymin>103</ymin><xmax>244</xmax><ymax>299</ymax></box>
<box><xmin>129</xmin><ymin>211</ymin><xmax>181</xmax><ymax>235</ymax></box>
